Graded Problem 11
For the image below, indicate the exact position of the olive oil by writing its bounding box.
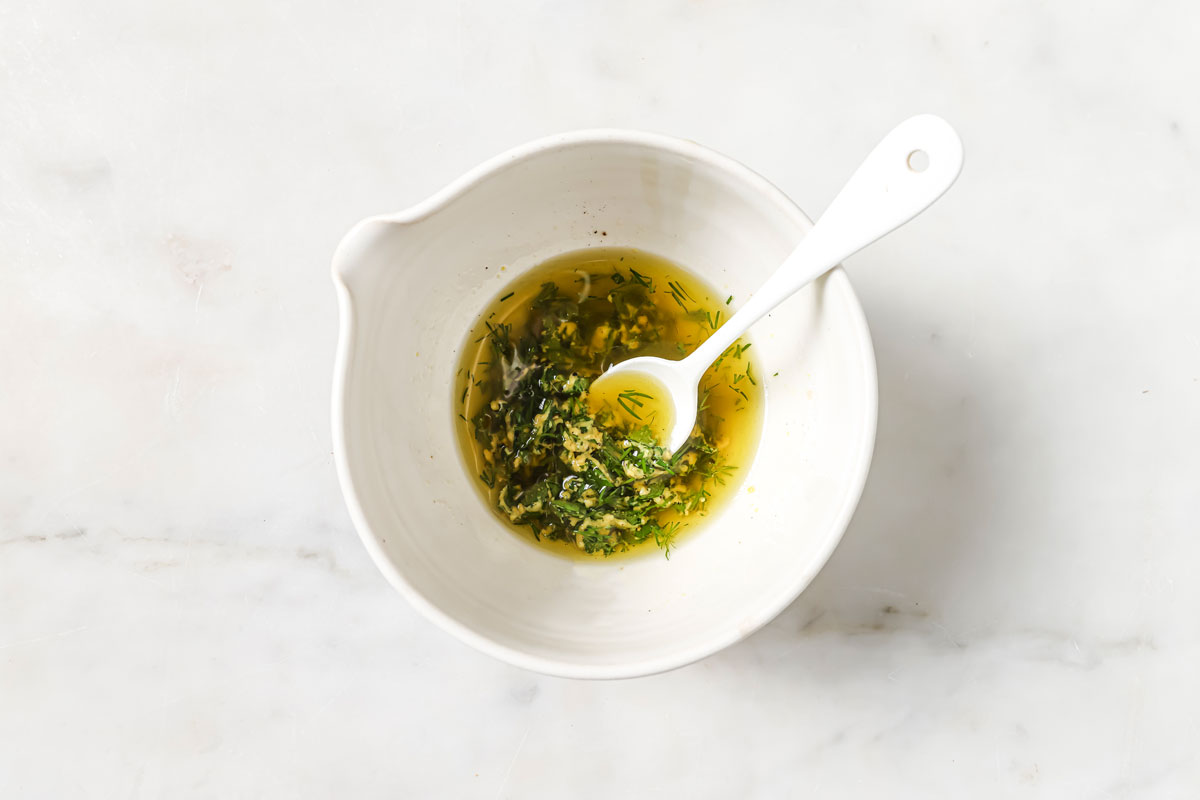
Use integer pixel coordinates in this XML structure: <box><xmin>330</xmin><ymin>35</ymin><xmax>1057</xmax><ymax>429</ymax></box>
<box><xmin>454</xmin><ymin>247</ymin><xmax>764</xmax><ymax>558</ymax></box>
<box><xmin>585</xmin><ymin>372</ymin><xmax>674</xmax><ymax>448</ymax></box>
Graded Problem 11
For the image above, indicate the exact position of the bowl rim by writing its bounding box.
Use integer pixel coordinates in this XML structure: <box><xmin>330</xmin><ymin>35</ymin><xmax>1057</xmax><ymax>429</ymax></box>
<box><xmin>331</xmin><ymin>128</ymin><xmax>878</xmax><ymax>679</ymax></box>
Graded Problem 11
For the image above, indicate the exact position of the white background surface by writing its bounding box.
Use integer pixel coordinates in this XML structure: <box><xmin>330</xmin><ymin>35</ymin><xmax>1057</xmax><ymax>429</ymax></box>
<box><xmin>3</xmin><ymin>1</ymin><xmax>1198</xmax><ymax>797</ymax></box>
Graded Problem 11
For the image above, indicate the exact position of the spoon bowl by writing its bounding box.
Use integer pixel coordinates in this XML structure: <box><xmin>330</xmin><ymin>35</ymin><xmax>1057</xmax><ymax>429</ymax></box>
<box><xmin>594</xmin><ymin>355</ymin><xmax>701</xmax><ymax>453</ymax></box>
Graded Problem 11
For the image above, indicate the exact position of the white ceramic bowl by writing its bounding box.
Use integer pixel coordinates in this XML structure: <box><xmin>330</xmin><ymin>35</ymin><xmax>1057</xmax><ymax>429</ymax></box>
<box><xmin>332</xmin><ymin>131</ymin><xmax>877</xmax><ymax>678</ymax></box>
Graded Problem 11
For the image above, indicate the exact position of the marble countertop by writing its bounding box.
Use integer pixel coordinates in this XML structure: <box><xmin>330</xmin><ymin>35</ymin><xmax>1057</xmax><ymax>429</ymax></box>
<box><xmin>3</xmin><ymin>0</ymin><xmax>1198</xmax><ymax>796</ymax></box>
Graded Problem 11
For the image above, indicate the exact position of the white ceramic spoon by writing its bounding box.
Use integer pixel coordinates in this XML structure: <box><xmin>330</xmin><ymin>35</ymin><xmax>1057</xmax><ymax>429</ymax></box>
<box><xmin>592</xmin><ymin>114</ymin><xmax>964</xmax><ymax>453</ymax></box>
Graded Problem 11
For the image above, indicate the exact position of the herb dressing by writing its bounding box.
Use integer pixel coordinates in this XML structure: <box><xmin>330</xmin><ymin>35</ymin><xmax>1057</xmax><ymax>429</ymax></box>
<box><xmin>455</xmin><ymin>248</ymin><xmax>764</xmax><ymax>557</ymax></box>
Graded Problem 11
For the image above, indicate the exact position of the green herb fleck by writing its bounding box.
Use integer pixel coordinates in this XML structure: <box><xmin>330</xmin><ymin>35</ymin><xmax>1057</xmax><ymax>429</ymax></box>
<box><xmin>628</xmin><ymin>268</ymin><xmax>653</xmax><ymax>289</ymax></box>
<box><xmin>617</xmin><ymin>389</ymin><xmax>652</xmax><ymax>419</ymax></box>
<box><xmin>666</xmin><ymin>280</ymin><xmax>693</xmax><ymax>309</ymax></box>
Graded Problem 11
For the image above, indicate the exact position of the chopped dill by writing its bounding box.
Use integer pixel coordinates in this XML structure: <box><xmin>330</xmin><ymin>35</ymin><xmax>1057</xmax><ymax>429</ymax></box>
<box><xmin>617</xmin><ymin>389</ymin><xmax>652</xmax><ymax>419</ymax></box>
<box><xmin>459</xmin><ymin>251</ymin><xmax>762</xmax><ymax>557</ymax></box>
<box><xmin>628</xmin><ymin>268</ymin><xmax>653</xmax><ymax>289</ymax></box>
<box><xmin>666</xmin><ymin>280</ymin><xmax>693</xmax><ymax>309</ymax></box>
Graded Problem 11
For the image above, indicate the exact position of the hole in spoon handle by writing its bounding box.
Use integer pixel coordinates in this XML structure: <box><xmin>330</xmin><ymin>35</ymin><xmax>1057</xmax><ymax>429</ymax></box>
<box><xmin>803</xmin><ymin>115</ymin><xmax>964</xmax><ymax>266</ymax></box>
<box><xmin>686</xmin><ymin>117</ymin><xmax>964</xmax><ymax>383</ymax></box>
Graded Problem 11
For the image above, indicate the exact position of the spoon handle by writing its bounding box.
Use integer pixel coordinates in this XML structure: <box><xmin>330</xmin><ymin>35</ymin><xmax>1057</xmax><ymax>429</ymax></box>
<box><xmin>685</xmin><ymin>115</ymin><xmax>964</xmax><ymax>376</ymax></box>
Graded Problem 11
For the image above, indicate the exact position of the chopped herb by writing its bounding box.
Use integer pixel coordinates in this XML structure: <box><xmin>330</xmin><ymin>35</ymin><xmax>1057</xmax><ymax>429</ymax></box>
<box><xmin>617</xmin><ymin>389</ymin><xmax>652</xmax><ymax>419</ymax></box>
<box><xmin>725</xmin><ymin>295</ymin><xmax>733</xmax><ymax>305</ymax></box>
<box><xmin>499</xmin><ymin>291</ymin><xmax>514</xmax><ymax>302</ymax></box>
<box><xmin>465</xmin><ymin>257</ymin><xmax>737</xmax><ymax>557</ymax></box>
<box><xmin>628</xmin><ymin>268</ymin><xmax>653</xmax><ymax>289</ymax></box>
<box><xmin>666</xmin><ymin>280</ymin><xmax>693</xmax><ymax>309</ymax></box>
<box><xmin>711</xmin><ymin>343</ymin><xmax>734</xmax><ymax>372</ymax></box>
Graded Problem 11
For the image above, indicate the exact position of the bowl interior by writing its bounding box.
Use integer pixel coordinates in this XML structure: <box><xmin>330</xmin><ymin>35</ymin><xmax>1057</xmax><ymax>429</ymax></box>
<box><xmin>333</xmin><ymin>134</ymin><xmax>876</xmax><ymax>677</ymax></box>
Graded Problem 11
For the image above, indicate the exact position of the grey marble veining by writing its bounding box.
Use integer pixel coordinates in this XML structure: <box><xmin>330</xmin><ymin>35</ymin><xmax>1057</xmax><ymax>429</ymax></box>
<box><xmin>2</xmin><ymin>0</ymin><xmax>1198</xmax><ymax>796</ymax></box>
